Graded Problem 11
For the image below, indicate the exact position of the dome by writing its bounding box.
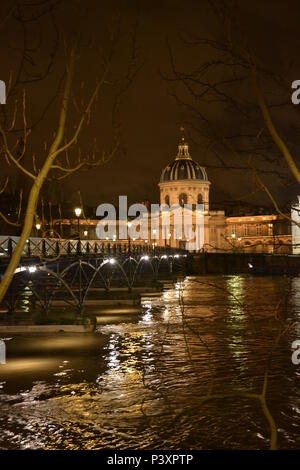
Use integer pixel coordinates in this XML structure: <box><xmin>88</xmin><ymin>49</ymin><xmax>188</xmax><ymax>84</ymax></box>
<box><xmin>160</xmin><ymin>139</ymin><xmax>208</xmax><ymax>183</ymax></box>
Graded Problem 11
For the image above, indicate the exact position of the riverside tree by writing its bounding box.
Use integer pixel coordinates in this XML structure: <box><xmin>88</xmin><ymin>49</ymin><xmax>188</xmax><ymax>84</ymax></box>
<box><xmin>0</xmin><ymin>1</ymin><xmax>140</xmax><ymax>303</ymax></box>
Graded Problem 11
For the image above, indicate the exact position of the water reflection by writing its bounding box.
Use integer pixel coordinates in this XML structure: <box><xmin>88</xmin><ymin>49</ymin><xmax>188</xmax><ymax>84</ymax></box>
<box><xmin>290</xmin><ymin>278</ymin><xmax>300</xmax><ymax>338</ymax></box>
<box><xmin>226</xmin><ymin>276</ymin><xmax>246</xmax><ymax>319</ymax></box>
<box><xmin>0</xmin><ymin>276</ymin><xmax>299</xmax><ymax>449</ymax></box>
<box><xmin>225</xmin><ymin>276</ymin><xmax>247</xmax><ymax>364</ymax></box>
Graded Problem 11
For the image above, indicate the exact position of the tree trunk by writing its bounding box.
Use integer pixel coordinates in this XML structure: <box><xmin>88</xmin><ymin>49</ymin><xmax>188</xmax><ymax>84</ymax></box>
<box><xmin>0</xmin><ymin>175</ymin><xmax>44</xmax><ymax>303</ymax></box>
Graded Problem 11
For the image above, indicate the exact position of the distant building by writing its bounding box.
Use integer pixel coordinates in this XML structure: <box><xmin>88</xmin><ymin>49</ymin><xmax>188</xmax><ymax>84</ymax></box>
<box><xmin>53</xmin><ymin>134</ymin><xmax>293</xmax><ymax>253</ymax></box>
<box><xmin>155</xmin><ymin>135</ymin><xmax>291</xmax><ymax>253</ymax></box>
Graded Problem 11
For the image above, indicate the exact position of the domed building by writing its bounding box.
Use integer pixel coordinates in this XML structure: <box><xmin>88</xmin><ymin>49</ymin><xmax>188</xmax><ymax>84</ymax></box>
<box><xmin>154</xmin><ymin>134</ymin><xmax>228</xmax><ymax>251</ymax></box>
<box><xmin>55</xmin><ymin>130</ymin><xmax>293</xmax><ymax>254</ymax></box>
<box><xmin>159</xmin><ymin>137</ymin><xmax>210</xmax><ymax>211</ymax></box>
<box><xmin>155</xmin><ymin>133</ymin><xmax>291</xmax><ymax>253</ymax></box>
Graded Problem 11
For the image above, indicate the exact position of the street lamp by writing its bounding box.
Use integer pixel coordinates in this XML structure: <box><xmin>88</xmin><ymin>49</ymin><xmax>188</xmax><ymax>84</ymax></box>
<box><xmin>74</xmin><ymin>207</ymin><xmax>82</xmax><ymax>240</ymax></box>
<box><xmin>36</xmin><ymin>223</ymin><xmax>41</xmax><ymax>231</ymax></box>
<box><xmin>230</xmin><ymin>232</ymin><xmax>237</xmax><ymax>251</ymax></box>
<box><xmin>268</xmin><ymin>223</ymin><xmax>275</xmax><ymax>253</ymax></box>
<box><xmin>152</xmin><ymin>229</ymin><xmax>157</xmax><ymax>252</ymax></box>
<box><xmin>127</xmin><ymin>221</ymin><xmax>133</xmax><ymax>285</ymax></box>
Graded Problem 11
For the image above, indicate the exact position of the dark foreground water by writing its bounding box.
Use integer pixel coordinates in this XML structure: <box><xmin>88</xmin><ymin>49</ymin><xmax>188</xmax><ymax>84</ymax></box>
<box><xmin>0</xmin><ymin>275</ymin><xmax>300</xmax><ymax>450</ymax></box>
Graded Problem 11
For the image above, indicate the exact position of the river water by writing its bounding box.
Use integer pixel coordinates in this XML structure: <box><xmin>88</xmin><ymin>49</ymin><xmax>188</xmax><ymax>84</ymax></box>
<box><xmin>0</xmin><ymin>275</ymin><xmax>300</xmax><ymax>450</ymax></box>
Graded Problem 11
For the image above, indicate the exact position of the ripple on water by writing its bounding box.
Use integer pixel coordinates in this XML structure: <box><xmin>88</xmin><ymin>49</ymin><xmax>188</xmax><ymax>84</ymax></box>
<box><xmin>0</xmin><ymin>275</ymin><xmax>300</xmax><ymax>449</ymax></box>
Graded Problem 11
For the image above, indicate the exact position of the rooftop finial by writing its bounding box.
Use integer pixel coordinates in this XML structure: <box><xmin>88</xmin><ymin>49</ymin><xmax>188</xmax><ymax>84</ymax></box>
<box><xmin>176</xmin><ymin>126</ymin><xmax>191</xmax><ymax>160</ymax></box>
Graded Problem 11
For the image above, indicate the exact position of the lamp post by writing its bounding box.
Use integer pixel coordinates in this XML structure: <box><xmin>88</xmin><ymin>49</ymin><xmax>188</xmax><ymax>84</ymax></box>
<box><xmin>127</xmin><ymin>221</ymin><xmax>132</xmax><ymax>288</ymax></box>
<box><xmin>35</xmin><ymin>222</ymin><xmax>41</xmax><ymax>239</ymax></box>
<box><xmin>231</xmin><ymin>232</ymin><xmax>237</xmax><ymax>251</ymax></box>
<box><xmin>74</xmin><ymin>207</ymin><xmax>82</xmax><ymax>240</ymax></box>
<box><xmin>237</xmin><ymin>237</ymin><xmax>242</xmax><ymax>252</ymax></box>
<box><xmin>268</xmin><ymin>223</ymin><xmax>275</xmax><ymax>253</ymax></box>
<box><xmin>167</xmin><ymin>232</ymin><xmax>171</xmax><ymax>248</ymax></box>
<box><xmin>152</xmin><ymin>229</ymin><xmax>156</xmax><ymax>250</ymax></box>
<box><xmin>127</xmin><ymin>221</ymin><xmax>132</xmax><ymax>255</ymax></box>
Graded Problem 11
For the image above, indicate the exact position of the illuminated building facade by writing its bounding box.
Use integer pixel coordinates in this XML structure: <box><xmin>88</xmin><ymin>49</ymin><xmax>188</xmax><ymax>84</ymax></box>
<box><xmin>156</xmin><ymin>137</ymin><xmax>291</xmax><ymax>253</ymax></box>
<box><xmin>53</xmin><ymin>135</ymin><xmax>293</xmax><ymax>254</ymax></box>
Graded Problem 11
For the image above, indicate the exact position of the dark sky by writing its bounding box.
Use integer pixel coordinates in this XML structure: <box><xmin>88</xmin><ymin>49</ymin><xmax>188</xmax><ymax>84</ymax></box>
<box><xmin>2</xmin><ymin>0</ymin><xmax>300</xmax><ymax>212</ymax></box>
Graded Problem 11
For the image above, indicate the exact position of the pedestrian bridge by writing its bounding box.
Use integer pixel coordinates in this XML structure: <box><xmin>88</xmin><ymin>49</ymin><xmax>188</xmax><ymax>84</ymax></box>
<box><xmin>0</xmin><ymin>236</ymin><xmax>188</xmax><ymax>314</ymax></box>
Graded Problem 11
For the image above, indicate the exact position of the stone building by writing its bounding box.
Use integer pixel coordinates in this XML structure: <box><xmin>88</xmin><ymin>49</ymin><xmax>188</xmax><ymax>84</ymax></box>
<box><xmin>156</xmin><ymin>136</ymin><xmax>291</xmax><ymax>253</ymax></box>
<box><xmin>52</xmin><ymin>135</ymin><xmax>293</xmax><ymax>254</ymax></box>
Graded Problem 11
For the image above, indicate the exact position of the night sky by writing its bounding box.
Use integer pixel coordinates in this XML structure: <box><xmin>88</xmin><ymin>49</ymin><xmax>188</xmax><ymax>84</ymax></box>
<box><xmin>2</xmin><ymin>0</ymin><xmax>300</xmax><ymax>213</ymax></box>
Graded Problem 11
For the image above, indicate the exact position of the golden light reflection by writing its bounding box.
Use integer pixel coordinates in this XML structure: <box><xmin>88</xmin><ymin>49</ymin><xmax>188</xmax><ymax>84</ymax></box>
<box><xmin>163</xmin><ymin>290</ymin><xmax>170</xmax><ymax>301</ymax></box>
<box><xmin>9</xmin><ymin>335</ymin><xmax>104</xmax><ymax>352</ymax></box>
<box><xmin>226</xmin><ymin>276</ymin><xmax>246</xmax><ymax>321</ymax></box>
<box><xmin>0</xmin><ymin>358</ymin><xmax>57</xmax><ymax>375</ymax></box>
<box><xmin>140</xmin><ymin>300</ymin><xmax>153</xmax><ymax>324</ymax></box>
<box><xmin>107</xmin><ymin>334</ymin><xmax>121</xmax><ymax>372</ymax></box>
<box><xmin>97</xmin><ymin>328</ymin><xmax>154</xmax><ymax>392</ymax></box>
<box><xmin>225</xmin><ymin>276</ymin><xmax>247</xmax><ymax>363</ymax></box>
<box><xmin>163</xmin><ymin>308</ymin><xmax>169</xmax><ymax>322</ymax></box>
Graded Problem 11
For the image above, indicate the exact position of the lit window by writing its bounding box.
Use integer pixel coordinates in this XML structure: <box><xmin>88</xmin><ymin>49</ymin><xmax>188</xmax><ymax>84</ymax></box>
<box><xmin>179</xmin><ymin>193</ymin><xmax>187</xmax><ymax>207</ymax></box>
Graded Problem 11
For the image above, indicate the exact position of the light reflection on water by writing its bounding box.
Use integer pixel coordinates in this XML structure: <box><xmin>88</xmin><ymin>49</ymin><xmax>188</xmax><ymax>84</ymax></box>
<box><xmin>0</xmin><ymin>275</ymin><xmax>300</xmax><ymax>449</ymax></box>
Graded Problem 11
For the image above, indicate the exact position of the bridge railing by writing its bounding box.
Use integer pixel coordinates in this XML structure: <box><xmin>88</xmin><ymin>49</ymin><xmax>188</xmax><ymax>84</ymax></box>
<box><xmin>0</xmin><ymin>236</ymin><xmax>187</xmax><ymax>259</ymax></box>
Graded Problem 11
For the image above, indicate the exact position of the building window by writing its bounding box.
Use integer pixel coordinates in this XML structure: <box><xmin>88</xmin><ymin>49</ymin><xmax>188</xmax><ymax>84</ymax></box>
<box><xmin>197</xmin><ymin>193</ymin><xmax>203</xmax><ymax>204</ymax></box>
<box><xmin>268</xmin><ymin>223</ymin><xmax>273</xmax><ymax>235</ymax></box>
<box><xmin>244</xmin><ymin>225</ymin><xmax>249</xmax><ymax>236</ymax></box>
<box><xmin>256</xmin><ymin>224</ymin><xmax>261</xmax><ymax>236</ymax></box>
<box><xmin>179</xmin><ymin>193</ymin><xmax>187</xmax><ymax>207</ymax></box>
<box><xmin>164</xmin><ymin>195</ymin><xmax>170</xmax><ymax>206</ymax></box>
<box><xmin>210</xmin><ymin>226</ymin><xmax>216</xmax><ymax>239</ymax></box>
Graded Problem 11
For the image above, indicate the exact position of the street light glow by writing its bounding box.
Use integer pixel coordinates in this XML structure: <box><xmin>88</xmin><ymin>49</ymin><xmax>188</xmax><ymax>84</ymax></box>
<box><xmin>28</xmin><ymin>266</ymin><xmax>37</xmax><ymax>273</ymax></box>
<box><xmin>74</xmin><ymin>207</ymin><xmax>82</xmax><ymax>217</ymax></box>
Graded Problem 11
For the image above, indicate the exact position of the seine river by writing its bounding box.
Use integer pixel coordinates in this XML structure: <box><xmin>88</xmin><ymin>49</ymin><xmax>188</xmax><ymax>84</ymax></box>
<box><xmin>0</xmin><ymin>275</ymin><xmax>300</xmax><ymax>450</ymax></box>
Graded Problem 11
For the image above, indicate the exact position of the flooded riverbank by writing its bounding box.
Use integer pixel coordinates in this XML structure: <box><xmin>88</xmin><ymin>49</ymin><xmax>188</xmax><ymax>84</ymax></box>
<box><xmin>0</xmin><ymin>275</ymin><xmax>300</xmax><ymax>449</ymax></box>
